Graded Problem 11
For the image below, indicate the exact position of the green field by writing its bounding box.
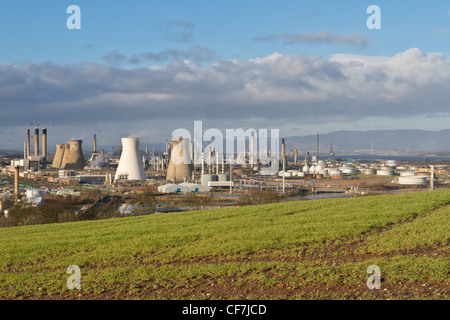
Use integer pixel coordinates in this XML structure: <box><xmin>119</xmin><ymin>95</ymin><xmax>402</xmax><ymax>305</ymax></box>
<box><xmin>0</xmin><ymin>189</ymin><xmax>449</xmax><ymax>300</ymax></box>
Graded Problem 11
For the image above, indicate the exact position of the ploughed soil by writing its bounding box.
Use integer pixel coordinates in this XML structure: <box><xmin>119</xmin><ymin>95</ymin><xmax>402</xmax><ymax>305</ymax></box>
<box><xmin>15</xmin><ymin>243</ymin><xmax>449</xmax><ymax>300</ymax></box>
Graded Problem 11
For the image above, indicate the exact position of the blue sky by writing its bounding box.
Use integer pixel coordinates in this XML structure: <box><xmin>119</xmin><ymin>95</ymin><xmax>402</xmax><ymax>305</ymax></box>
<box><xmin>0</xmin><ymin>1</ymin><xmax>449</xmax><ymax>150</ymax></box>
<box><xmin>1</xmin><ymin>0</ymin><xmax>448</xmax><ymax>64</ymax></box>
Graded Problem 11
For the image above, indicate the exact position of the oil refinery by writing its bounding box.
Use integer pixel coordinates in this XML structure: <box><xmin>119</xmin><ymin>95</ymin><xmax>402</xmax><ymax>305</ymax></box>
<box><xmin>0</xmin><ymin>127</ymin><xmax>449</xmax><ymax>219</ymax></box>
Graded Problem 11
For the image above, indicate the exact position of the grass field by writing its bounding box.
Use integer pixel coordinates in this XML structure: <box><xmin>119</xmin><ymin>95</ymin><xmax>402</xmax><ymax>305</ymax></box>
<box><xmin>0</xmin><ymin>189</ymin><xmax>449</xmax><ymax>300</ymax></box>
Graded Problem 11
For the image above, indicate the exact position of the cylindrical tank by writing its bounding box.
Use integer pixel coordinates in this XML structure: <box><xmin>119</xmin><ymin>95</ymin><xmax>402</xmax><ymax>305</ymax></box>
<box><xmin>329</xmin><ymin>169</ymin><xmax>342</xmax><ymax>176</ymax></box>
<box><xmin>398</xmin><ymin>176</ymin><xmax>428</xmax><ymax>185</ymax></box>
<box><xmin>361</xmin><ymin>168</ymin><xmax>376</xmax><ymax>175</ymax></box>
<box><xmin>400</xmin><ymin>171</ymin><xmax>415</xmax><ymax>177</ymax></box>
<box><xmin>115</xmin><ymin>137</ymin><xmax>146</xmax><ymax>181</ymax></box>
<box><xmin>340</xmin><ymin>166</ymin><xmax>357</xmax><ymax>174</ymax></box>
<box><xmin>377</xmin><ymin>169</ymin><xmax>394</xmax><ymax>176</ymax></box>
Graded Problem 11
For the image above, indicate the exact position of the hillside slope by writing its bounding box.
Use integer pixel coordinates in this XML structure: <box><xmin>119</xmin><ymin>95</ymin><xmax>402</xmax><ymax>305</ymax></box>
<box><xmin>0</xmin><ymin>189</ymin><xmax>449</xmax><ymax>300</ymax></box>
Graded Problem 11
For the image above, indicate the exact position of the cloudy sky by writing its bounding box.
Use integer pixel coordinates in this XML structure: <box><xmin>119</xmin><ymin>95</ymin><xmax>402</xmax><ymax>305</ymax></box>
<box><xmin>0</xmin><ymin>0</ymin><xmax>449</xmax><ymax>151</ymax></box>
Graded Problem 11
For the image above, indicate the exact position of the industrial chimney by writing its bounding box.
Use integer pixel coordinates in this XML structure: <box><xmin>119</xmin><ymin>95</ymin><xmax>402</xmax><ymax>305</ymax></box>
<box><xmin>34</xmin><ymin>127</ymin><xmax>39</xmax><ymax>157</ymax></box>
<box><xmin>93</xmin><ymin>134</ymin><xmax>97</xmax><ymax>154</ymax></box>
<box><xmin>14</xmin><ymin>166</ymin><xmax>19</xmax><ymax>201</ymax></box>
<box><xmin>27</xmin><ymin>129</ymin><xmax>31</xmax><ymax>158</ymax></box>
<box><xmin>115</xmin><ymin>137</ymin><xmax>146</xmax><ymax>181</ymax></box>
<box><xmin>42</xmin><ymin>128</ymin><xmax>47</xmax><ymax>166</ymax></box>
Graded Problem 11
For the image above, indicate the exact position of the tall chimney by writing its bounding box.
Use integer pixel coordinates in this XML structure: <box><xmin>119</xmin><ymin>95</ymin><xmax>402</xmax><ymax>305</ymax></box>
<box><xmin>34</xmin><ymin>127</ymin><xmax>39</xmax><ymax>157</ymax></box>
<box><xmin>281</xmin><ymin>138</ymin><xmax>285</xmax><ymax>162</ymax></box>
<box><xmin>27</xmin><ymin>129</ymin><xmax>31</xmax><ymax>158</ymax></box>
<box><xmin>42</xmin><ymin>128</ymin><xmax>47</xmax><ymax>166</ymax></box>
<box><xmin>94</xmin><ymin>134</ymin><xmax>97</xmax><ymax>153</ymax></box>
<box><xmin>14</xmin><ymin>166</ymin><xmax>20</xmax><ymax>201</ymax></box>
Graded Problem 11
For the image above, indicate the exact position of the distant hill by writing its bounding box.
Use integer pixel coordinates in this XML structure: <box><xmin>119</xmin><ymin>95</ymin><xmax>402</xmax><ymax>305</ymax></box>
<box><xmin>284</xmin><ymin>129</ymin><xmax>450</xmax><ymax>154</ymax></box>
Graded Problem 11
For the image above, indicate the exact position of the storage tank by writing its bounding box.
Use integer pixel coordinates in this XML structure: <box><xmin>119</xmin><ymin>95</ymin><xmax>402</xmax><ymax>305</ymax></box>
<box><xmin>361</xmin><ymin>168</ymin><xmax>376</xmax><ymax>175</ymax></box>
<box><xmin>329</xmin><ymin>169</ymin><xmax>342</xmax><ymax>177</ymax></box>
<box><xmin>398</xmin><ymin>176</ymin><xmax>428</xmax><ymax>185</ymax></box>
<box><xmin>339</xmin><ymin>166</ymin><xmax>357</xmax><ymax>174</ymax></box>
<box><xmin>115</xmin><ymin>137</ymin><xmax>146</xmax><ymax>181</ymax></box>
<box><xmin>400</xmin><ymin>171</ymin><xmax>415</xmax><ymax>177</ymax></box>
<box><xmin>377</xmin><ymin>169</ymin><xmax>394</xmax><ymax>176</ymax></box>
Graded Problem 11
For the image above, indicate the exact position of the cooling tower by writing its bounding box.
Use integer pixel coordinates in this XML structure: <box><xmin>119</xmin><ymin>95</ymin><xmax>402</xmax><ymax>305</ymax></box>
<box><xmin>114</xmin><ymin>137</ymin><xmax>146</xmax><ymax>181</ymax></box>
<box><xmin>52</xmin><ymin>144</ymin><xmax>65</xmax><ymax>168</ymax></box>
<box><xmin>58</xmin><ymin>140</ymin><xmax>86</xmax><ymax>170</ymax></box>
<box><xmin>166</xmin><ymin>138</ymin><xmax>194</xmax><ymax>182</ymax></box>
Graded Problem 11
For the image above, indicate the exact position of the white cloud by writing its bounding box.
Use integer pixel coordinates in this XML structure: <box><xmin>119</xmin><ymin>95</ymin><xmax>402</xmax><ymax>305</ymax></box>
<box><xmin>1</xmin><ymin>48</ymin><xmax>449</xmax><ymax>148</ymax></box>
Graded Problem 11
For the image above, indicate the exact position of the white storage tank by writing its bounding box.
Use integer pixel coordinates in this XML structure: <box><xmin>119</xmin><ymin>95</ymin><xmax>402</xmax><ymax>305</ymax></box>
<box><xmin>398</xmin><ymin>176</ymin><xmax>428</xmax><ymax>185</ymax></box>
<box><xmin>339</xmin><ymin>166</ymin><xmax>357</xmax><ymax>174</ymax></box>
<box><xmin>329</xmin><ymin>169</ymin><xmax>342</xmax><ymax>176</ymax></box>
<box><xmin>377</xmin><ymin>169</ymin><xmax>394</xmax><ymax>176</ymax></box>
<box><xmin>361</xmin><ymin>168</ymin><xmax>376</xmax><ymax>175</ymax></box>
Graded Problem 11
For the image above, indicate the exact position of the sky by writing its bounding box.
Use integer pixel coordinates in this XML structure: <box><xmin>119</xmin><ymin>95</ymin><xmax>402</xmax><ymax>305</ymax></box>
<box><xmin>0</xmin><ymin>0</ymin><xmax>449</xmax><ymax>151</ymax></box>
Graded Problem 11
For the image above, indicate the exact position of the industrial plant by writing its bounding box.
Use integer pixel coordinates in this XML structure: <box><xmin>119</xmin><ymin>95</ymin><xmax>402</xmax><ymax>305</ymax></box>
<box><xmin>0</xmin><ymin>127</ymin><xmax>449</xmax><ymax>225</ymax></box>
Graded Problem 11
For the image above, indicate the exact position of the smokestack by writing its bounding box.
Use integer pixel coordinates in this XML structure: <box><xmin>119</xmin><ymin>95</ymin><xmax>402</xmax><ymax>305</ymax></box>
<box><xmin>42</xmin><ymin>128</ymin><xmax>47</xmax><ymax>166</ymax></box>
<box><xmin>294</xmin><ymin>148</ymin><xmax>298</xmax><ymax>165</ymax></box>
<box><xmin>27</xmin><ymin>129</ymin><xmax>30</xmax><ymax>158</ymax></box>
<box><xmin>94</xmin><ymin>134</ymin><xmax>97</xmax><ymax>153</ymax></box>
<box><xmin>34</xmin><ymin>127</ymin><xmax>39</xmax><ymax>157</ymax></box>
<box><xmin>14</xmin><ymin>166</ymin><xmax>19</xmax><ymax>201</ymax></box>
<box><xmin>281</xmin><ymin>138</ymin><xmax>285</xmax><ymax>161</ymax></box>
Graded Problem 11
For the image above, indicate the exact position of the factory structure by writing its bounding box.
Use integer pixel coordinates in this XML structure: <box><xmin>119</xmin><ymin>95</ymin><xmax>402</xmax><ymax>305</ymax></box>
<box><xmin>1</xmin><ymin>127</ymin><xmax>448</xmax><ymax>218</ymax></box>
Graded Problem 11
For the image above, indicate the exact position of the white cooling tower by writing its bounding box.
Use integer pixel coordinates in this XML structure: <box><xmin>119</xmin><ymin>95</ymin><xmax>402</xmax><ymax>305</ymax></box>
<box><xmin>115</xmin><ymin>137</ymin><xmax>146</xmax><ymax>181</ymax></box>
